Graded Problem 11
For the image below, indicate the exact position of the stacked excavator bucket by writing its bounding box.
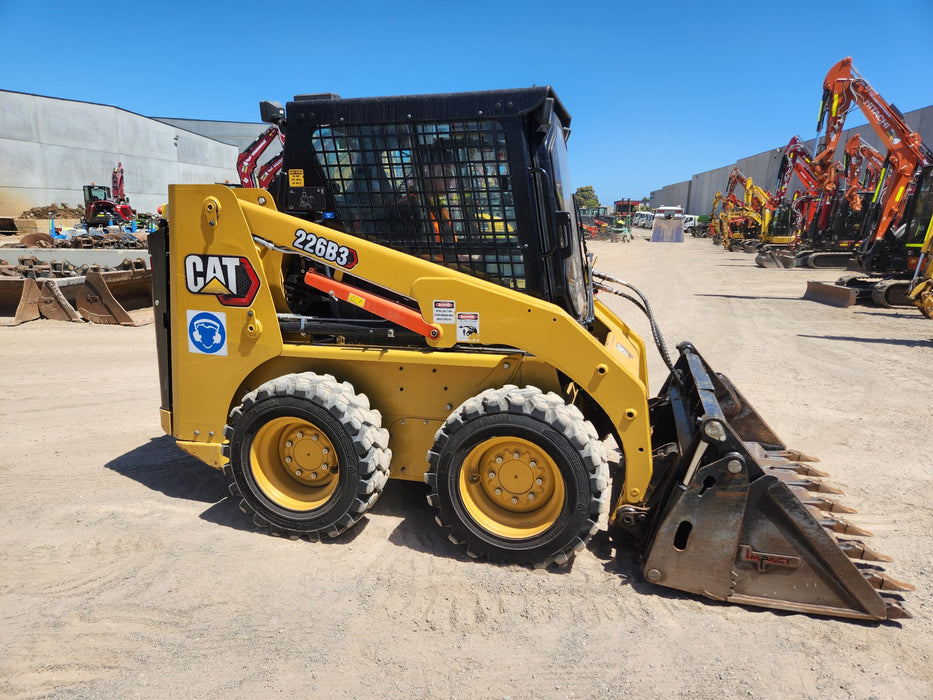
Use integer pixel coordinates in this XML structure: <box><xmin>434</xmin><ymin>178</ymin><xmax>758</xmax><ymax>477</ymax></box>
<box><xmin>0</xmin><ymin>254</ymin><xmax>152</xmax><ymax>326</ymax></box>
<box><xmin>643</xmin><ymin>345</ymin><xmax>910</xmax><ymax>620</ymax></box>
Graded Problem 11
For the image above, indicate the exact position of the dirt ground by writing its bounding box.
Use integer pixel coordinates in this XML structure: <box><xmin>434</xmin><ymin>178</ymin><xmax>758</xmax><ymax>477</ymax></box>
<box><xmin>1</xmin><ymin>235</ymin><xmax>930</xmax><ymax>699</ymax></box>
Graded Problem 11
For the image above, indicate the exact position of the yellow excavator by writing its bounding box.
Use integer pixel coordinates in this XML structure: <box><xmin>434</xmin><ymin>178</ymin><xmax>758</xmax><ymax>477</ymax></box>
<box><xmin>150</xmin><ymin>87</ymin><xmax>910</xmax><ymax>620</ymax></box>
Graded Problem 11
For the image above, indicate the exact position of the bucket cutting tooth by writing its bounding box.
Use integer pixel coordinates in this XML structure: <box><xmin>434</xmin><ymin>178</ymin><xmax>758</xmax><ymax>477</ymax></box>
<box><xmin>781</xmin><ymin>476</ymin><xmax>845</xmax><ymax>494</ymax></box>
<box><xmin>819</xmin><ymin>517</ymin><xmax>873</xmax><ymax>537</ymax></box>
<box><xmin>766</xmin><ymin>463</ymin><xmax>830</xmax><ymax>477</ymax></box>
<box><xmin>799</xmin><ymin>496</ymin><xmax>857</xmax><ymax>514</ymax></box>
<box><xmin>745</xmin><ymin>443</ymin><xmax>819</xmax><ymax>465</ymax></box>
<box><xmin>879</xmin><ymin>596</ymin><xmax>912</xmax><ymax>619</ymax></box>
<box><xmin>859</xmin><ymin>568</ymin><xmax>915</xmax><ymax>592</ymax></box>
<box><xmin>761</xmin><ymin>448</ymin><xmax>819</xmax><ymax>463</ymax></box>
<box><xmin>838</xmin><ymin>539</ymin><xmax>893</xmax><ymax>562</ymax></box>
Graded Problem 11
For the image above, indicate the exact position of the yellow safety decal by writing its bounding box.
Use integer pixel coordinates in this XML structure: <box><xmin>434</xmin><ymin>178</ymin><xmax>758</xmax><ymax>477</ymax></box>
<box><xmin>895</xmin><ymin>186</ymin><xmax>904</xmax><ymax>203</ymax></box>
<box><xmin>348</xmin><ymin>292</ymin><xmax>366</xmax><ymax>308</ymax></box>
<box><xmin>873</xmin><ymin>167</ymin><xmax>886</xmax><ymax>202</ymax></box>
<box><xmin>832</xmin><ymin>94</ymin><xmax>838</xmax><ymax>117</ymax></box>
<box><xmin>288</xmin><ymin>169</ymin><xmax>305</xmax><ymax>187</ymax></box>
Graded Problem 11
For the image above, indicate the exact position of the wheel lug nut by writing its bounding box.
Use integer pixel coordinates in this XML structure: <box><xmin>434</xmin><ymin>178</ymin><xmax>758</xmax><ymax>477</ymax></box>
<box><xmin>286</xmin><ymin>441</ymin><xmax>293</xmax><ymax>447</ymax></box>
<box><xmin>311</xmin><ymin>434</ymin><xmax>318</xmax><ymax>441</ymax></box>
<box><xmin>310</xmin><ymin>472</ymin><xmax>318</xmax><ymax>479</ymax></box>
<box><xmin>510</xmin><ymin>497</ymin><xmax>518</xmax><ymax>504</ymax></box>
<box><xmin>529</xmin><ymin>461</ymin><xmax>536</xmax><ymax>468</ymax></box>
<box><xmin>495</xmin><ymin>456</ymin><xmax>503</xmax><ymax>464</ymax></box>
<box><xmin>297</xmin><ymin>432</ymin><xmax>303</xmax><ymax>438</ymax></box>
<box><xmin>528</xmin><ymin>493</ymin><xmax>535</xmax><ymax>501</ymax></box>
<box><xmin>285</xmin><ymin>457</ymin><xmax>292</xmax><ymax>463</ymax></box>
<box><xmin>488</xmin><ymin>471</ymin><xmax>496</xmax><ymax>479</ymax></box>
<box><xmin>495</xmin><ymin>488</ymin><xmax>502</xmax><ymax>495</ymax></box>
<box><xmin>322</xmin><ymin>448</ymin><xmax>329</xmax><ymax>455</ymax></box>
<box><xmin>512</xmin><ymin>452</ymin><xmax>519</xmax><ymax>459</ymax></box>
<box><xmin>295</xmin><ymin>469</ymin><xmax>303</xmax><ymax>476</ymax></box>
<box><xmin>536</xmin><ymin>478</ymin><xmax>543</xmax><ymax>485</ymax></box>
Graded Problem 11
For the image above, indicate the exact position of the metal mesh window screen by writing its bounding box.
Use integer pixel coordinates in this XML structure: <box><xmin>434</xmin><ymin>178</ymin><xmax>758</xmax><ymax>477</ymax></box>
<box><xmin>311</xmin><ymin>120</ymin><xmax>526</xmax><ymax>290</ymax></box>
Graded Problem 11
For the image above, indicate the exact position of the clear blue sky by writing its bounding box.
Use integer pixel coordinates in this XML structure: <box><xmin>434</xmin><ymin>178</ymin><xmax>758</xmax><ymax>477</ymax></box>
<box><xmin>2</xmin><ymin>0</ymin><xmax>930</xmax><ymax>205</ymax></box>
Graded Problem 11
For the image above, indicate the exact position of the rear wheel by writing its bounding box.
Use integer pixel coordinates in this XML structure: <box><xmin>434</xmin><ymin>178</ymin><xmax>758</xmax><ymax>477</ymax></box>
<box><xmin>426</xmin><ymin>386</ymin><xmax>609</xmax><ymax>568</ymax></box>
<box><xmin>223</xmin><ymin>373</ymin><xmax>390</xmax><ymax>539</ymax></box>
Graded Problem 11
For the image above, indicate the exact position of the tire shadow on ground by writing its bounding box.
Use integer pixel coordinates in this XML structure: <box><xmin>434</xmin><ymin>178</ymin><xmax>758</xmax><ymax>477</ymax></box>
<box><xmin>104</xmin><ymin>434</ymin><xmax>227</xmax><ymax>503</ymax></box>
<box><xmin>103</xmin><ymin>434</ymin><xmax>251</xmax><ymax>533</ymax></box>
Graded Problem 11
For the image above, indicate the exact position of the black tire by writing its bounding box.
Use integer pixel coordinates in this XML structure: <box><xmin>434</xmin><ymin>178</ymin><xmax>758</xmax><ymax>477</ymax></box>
<box><xmin>223</xmin><ymin>372</ymin><xmax>390</xmax><ymax>539</ymax></box>
<box><xmin>425</xmin><ymin>385</ymin><xmax>610</xmax><ymax>568</ymax></box>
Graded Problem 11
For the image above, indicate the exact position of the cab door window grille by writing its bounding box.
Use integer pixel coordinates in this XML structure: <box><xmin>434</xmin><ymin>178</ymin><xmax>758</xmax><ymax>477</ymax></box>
<box><xmin>310</xmin><ymin>121</ymin><xmax>526</xmax><ymax>290</ymax></box>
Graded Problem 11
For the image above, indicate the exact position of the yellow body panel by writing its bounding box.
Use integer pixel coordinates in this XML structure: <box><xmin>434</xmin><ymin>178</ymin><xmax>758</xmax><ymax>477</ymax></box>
<box><xmin>165</xmin><ymin>185</ymin><xmax>655</xmax><ymax>505</ymax></box>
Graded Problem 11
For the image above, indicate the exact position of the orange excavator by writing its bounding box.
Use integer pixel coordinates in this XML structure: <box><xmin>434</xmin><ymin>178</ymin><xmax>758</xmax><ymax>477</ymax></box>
<box><xmin>804</xmin><ymin>57</ymin><xmax>932</xmax><ymax>308</ymax></box>
<box><xmin>842</xmin><ymin>133</ymin><xmax>884</xmax><ymax>212</ymax></box>
<box><xmin>755</xmin><ymin>137</ymin><xmax>827</xmax><ymax>267</ymax></box>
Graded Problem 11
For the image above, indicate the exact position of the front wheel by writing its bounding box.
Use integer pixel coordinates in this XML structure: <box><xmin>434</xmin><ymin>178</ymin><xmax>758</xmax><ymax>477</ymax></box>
<box><xmin>223</xmin><ymin>373</ymin><xmax>390</xmax><ymax>539</ymax></box>
<box><xmin>425</xmin><ymin>386</ymin><xmax>610</xmax><ymax>568</ymax></box>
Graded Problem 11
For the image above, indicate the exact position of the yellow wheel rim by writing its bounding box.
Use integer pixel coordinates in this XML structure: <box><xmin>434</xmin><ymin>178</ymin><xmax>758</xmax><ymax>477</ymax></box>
<box><xmin>250</xmin><ymin>417</ymin><xmax>339</xmax><ymax>511</ymax></box>
<box><xmin>459</xmin><ymin>436</ymin><xmax>564</xmax><ymax>539</ymax></box>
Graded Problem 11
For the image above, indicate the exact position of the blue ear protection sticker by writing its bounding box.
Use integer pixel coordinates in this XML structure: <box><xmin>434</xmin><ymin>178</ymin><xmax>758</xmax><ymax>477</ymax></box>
<box><xmin>187</xmin><ymin>310</ymin><xmax>228</xmax><ymax>356</ymax></box>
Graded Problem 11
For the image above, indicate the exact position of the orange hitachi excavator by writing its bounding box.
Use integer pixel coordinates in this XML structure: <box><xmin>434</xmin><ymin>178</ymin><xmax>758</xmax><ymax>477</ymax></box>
<box><xmin>842</xmin><ymin>133</ymin><xmax>884</xmax><ymax>212</ymax></box>
<box><xmin>755</xmin><ymin>137</ymin><xmax>827</xmax><ymax>267</ymax></box>
<box><xmin>804</xmin><ymin>57</ymin><xmax>933</xmax><ymax>308</ymax></box>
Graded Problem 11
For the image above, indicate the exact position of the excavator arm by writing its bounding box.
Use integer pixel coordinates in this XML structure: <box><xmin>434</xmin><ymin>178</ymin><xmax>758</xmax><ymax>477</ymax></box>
<box><xmin>812</xmin><ymin>57</ymin><xmax>928</xmax><ymax>247</ymax></box>
<box><xmin>237</xmin><ymin>125</ymin><xmax>285</xmax><ymax>188</ymax></box>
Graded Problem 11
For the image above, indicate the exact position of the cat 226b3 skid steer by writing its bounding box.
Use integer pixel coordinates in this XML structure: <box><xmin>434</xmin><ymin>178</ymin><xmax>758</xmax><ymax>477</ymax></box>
<box><xmin>150</xmin><ymin>87</ymin><xmax>910</xmax><ymax>620</ymax></box>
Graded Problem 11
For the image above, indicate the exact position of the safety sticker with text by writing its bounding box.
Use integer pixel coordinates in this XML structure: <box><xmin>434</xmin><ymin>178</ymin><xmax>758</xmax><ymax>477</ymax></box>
<box><xmin>187</xmin><ymin>310</ymin><xmax>228</xmax><ymax>356</ymax></box>
<box><xmin>456</xmin><ymin>312</ymin><xmax>479</xmax><ymax>342</ymax></box>
<box><xmin>433</xmin><ymin>300</ymin><xmax>456</xmax><ymax>324</ymax></box>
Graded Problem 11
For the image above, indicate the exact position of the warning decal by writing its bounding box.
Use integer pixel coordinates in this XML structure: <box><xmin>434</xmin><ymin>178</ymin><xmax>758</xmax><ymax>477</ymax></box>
<box><xmin>456</xmin><ymin>312</ymin><xmax>479</xmax><ymax>342</ymax></box>
<box><xmin>433</xmin><ymin>300</ymin><xmax>456</xmax><ymax>324</ymax></box>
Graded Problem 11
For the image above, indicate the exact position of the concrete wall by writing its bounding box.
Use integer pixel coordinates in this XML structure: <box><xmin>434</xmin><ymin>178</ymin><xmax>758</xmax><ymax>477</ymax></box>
<box><xmin>649</xmin><ymin>105</ymin><xmax>933</xmax><ymax>214</ymax></box>
<box><xmin>0</xmin><ymin>91</ymin><xmax>240</xmax><ymax>216</ymax></box>
<box><xmin>154</xmin><ymin>117</ymin><xmax>283</xmax><ymax>173</ymax></box>
<box><xmin>649</xmin><ymin>180</ymin><xmax>691</xmax><ymax>211</ymax></box>
<box><xmin>153</xmin><ymin>117</ymin><xmax>272</xmax><ymax>152</ymax></box>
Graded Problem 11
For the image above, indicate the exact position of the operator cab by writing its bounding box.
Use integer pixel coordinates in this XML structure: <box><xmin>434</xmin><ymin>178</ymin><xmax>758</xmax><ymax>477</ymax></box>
<box><xmin>264</xmin><ymin>87</ymin><xmax>593</xmax><ymax>324</ymax></box>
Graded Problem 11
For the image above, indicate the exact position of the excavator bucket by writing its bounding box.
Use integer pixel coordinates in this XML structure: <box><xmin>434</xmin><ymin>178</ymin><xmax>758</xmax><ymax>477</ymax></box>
<box><xmin>0</xmin><ymin>278</ymin><xmax>42</xmax><ymax>325</ymax></box>
<box><xmin>77</xmin><ymin>269</ymin><xmax>153</xmax><ymax>325</ymax></box>
<box><xmin>0</xmin><ymin>269</ymin><xmax>152</xmax><ymax>326</ymax></box>
<box><xmin>640</xmin><ymin>344</ymin><xmax>909</xmax><ymax>620</ymax></box>
<box><xmin>754</xmin><ymin>247</ymin><xmax>796</xmax><ymax>269</ymax></box>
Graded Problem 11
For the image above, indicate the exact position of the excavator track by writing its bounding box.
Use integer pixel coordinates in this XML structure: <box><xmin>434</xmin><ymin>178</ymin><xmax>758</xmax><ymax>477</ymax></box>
<box><xmin>802</xmin><ymin>251</ymin><xmax>856</xmax><ymax>268</ymax></box>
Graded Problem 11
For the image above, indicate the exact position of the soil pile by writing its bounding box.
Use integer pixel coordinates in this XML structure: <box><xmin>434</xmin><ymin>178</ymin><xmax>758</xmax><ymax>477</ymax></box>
<box><xmin>18</xmin><ymin>204</ymin><xmax>85</xmax><ymax>219</ymax></box>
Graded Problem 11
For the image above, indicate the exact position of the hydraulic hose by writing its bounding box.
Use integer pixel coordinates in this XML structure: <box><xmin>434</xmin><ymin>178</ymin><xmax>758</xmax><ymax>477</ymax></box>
<box><xmin>592</xmin><ymin>270</ymin><xmax>678</xmax><ymax>379</ymax></box>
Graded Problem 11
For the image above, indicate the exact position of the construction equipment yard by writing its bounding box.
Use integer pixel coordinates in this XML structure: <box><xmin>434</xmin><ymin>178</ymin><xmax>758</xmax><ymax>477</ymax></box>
<box><xmin>2</xmin><ymin>236</ymin><xmax>930</xmax><ymax>699</ymax></box>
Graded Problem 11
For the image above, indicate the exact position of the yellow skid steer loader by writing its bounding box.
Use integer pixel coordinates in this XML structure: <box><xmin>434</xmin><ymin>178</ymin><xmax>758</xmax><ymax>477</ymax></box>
<box><xmin>150</xmin><ymin>88</ymin><xmax>910</xmax><ymax>620</ymax></box>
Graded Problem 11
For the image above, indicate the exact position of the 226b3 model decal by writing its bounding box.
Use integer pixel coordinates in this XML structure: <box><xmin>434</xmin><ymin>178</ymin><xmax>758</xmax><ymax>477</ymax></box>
<box><xmin>184</xmin><ymin>255</ymin><xmax>260</xmax><ymax>307</ymax></box>
<box><xmin>293</xmin><ymin>229</ymin><xmax>359</xmax><ymax>269</ymax></box>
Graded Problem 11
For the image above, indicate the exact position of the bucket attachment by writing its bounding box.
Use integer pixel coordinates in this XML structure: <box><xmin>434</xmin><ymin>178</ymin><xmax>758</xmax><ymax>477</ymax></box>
<box><xmin>754</xmin><ymin>247</ymin><xmax>794</xmax><ymax>268</ymax></box>
<box><xmin>77</xmin><ymin>269</ymin><xmax>152</xmax><ymax>325</ymax></box>
<box><xmin>804</xmin><ymin>280</ymin><xmax>856</xmax><ymax>307</ymax></box>
<box><xmin>0</xmin><ymin>269</ymin><xmax>152</xmax><ymax>326</ymax></box>
<box><xmin>0</xmin><ymin>278</ymin><xmax>42</xmax><ymax>325</ymax></box>
<box><xmin>640</xmin><ymin>344</ymin><xmax>910</xmax><ymax>620</ymax></box>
